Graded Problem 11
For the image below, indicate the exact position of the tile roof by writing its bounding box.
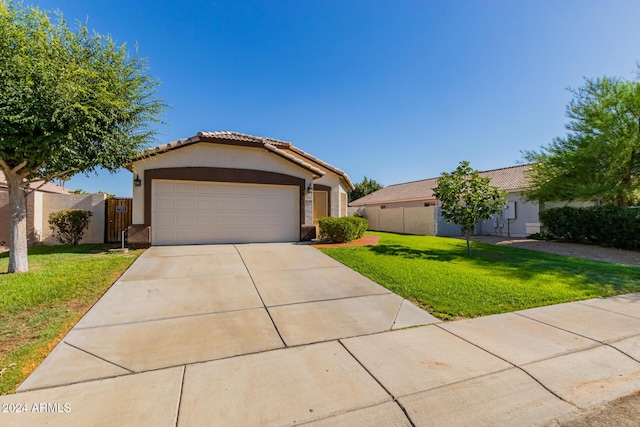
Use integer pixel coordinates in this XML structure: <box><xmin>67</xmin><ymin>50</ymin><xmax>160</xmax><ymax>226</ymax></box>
<box><xmin>128</xmin><ymin>131</ymin><xmax>326</xmax><ymax>178</ymax></box>
<box><xmin>285</xmin><ymin>146</ymin><xmax>355</xmax><ymax>190</ymax></box>
<box><xmin>0</xmin><ymin>173</ymin><xmax>69</xmax><ymax>194</ymax></box>
<box><xmin>350</xmin><ymin>164</ymin><xmax>533</xmax><ymax>206</ymax></box>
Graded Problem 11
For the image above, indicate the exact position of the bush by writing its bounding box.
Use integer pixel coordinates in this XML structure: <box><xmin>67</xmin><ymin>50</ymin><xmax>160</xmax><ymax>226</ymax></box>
<box><xmin>345</xmin><ymin>216</ymin><xmax>369</xmax><ymax>237</ymax></box>
<box><xmin>48</xmin><ymin>209</ymin><xmax>93</xmax><ymax>245</ymax></box>
<box><xmin>540</xmin><ymin>206</ymin><xmax>640</xmax><ymax>249</ymax></box>
<box><xmin>316</xmin><ymin>216</ymin><xmax>369</xmax><ymax>243</ymax></box>
<box><xmin>527</xmin><ymin>231</ymin><xmax>554</xmax><ymax>241</ymax></box>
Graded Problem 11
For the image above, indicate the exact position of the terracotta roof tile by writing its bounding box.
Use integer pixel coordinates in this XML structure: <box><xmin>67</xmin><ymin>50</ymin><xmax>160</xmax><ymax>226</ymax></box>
<box><xmin>350</xmin><ymin>164</ymin><xmax>533</xmax><ymax>206</ymax></box>
<box><xmin>198</xmin><ymin>131</ymin><xmax>292</xmax><ymax>148</ymax></box>
<box><xmin>285</xmin><ymin>146</ymin><xmax>355</xmax><ymax>190</ymax></box>
<box><xmin>129</xmin><ymin>131</ymin><xmax>325</xmax><ymax>178</ymax></box>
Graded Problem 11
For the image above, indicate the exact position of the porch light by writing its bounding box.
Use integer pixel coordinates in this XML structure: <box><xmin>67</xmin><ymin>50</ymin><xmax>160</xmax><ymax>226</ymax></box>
<box><xmin>134</xmin><ymin>175</ymin><xmax>142</xmax><ymax>187</ymax></box>
<box><xmin>306</xmin><ymin>183</ymin><xmax>313</xmax><ymax>194</ymax></box>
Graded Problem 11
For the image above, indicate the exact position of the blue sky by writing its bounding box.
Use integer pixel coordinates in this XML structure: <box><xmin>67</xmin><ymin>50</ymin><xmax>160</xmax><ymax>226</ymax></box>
<box><xmin>30</xmin><ymin>0</ymin><xmax>640</xmax><ymax>197</ymax></box>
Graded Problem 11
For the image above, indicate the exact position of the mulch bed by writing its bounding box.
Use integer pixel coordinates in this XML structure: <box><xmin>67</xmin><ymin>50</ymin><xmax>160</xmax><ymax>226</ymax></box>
<box><xmin>310</xmin><ymin>235</ymin><xmax>380</xmax><ymax>248</ymax></box>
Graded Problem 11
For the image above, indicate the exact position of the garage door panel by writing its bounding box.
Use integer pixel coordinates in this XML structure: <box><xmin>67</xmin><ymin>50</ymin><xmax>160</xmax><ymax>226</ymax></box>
<box><xmin>155</xmin><ymin>182</ymin><xmax>175</xmax><ymax>193</ymax></box>
<box><xmin>155</xmin><ymin>198</ymin><xmax>175</xmax><ymax>209</ymax></box>
<box><xmin>152</xmin><ymin>180</ymin><xmax>299</xmax><ymax>245</ymax></box>
<box><xmin>214</xmin><ymin>215</ymin><xmax>231</xmax><ymax>226</ymax></box>
<box><xmin>196</xmin><ymin>199</ymin><xmax>214</xmax><ymax>210</ymax></box>
<box><xmin>155</xmin><ymin>215</ymin><xmax>175</xmax><ymax>226</ymax></box>
<box><xmin>196</xmin><ymin>216</ymin><xmax>212</xmax><ymax>226</ymax></box>
<box><xmin>232</xmin><ymin>200</ymin><xmax>250</xmax><ymax>210</ymax></box>
<box><xmin>176</xmin><ymin>183</ymin><xmax>195</xmax><ymax>193</ymax></box>
<box><xmin>214</xmin><ymin>199</ymin><xmax>233</xmax><ymax>210</ymax></box>
<box><xmin>176</xmin><ymin>199</ymin><xmax>195</xmax><ymax>209</ymax></box>
<box><xmin>195</xmin><ymin>183</ymin><xmax>214</xmax><ymax>194</ymax></box>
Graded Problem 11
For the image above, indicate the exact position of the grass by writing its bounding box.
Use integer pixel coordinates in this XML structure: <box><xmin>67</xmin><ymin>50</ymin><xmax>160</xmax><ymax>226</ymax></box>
<box><xmin>320</xmin><ymin>232</ymin><xmax>640</xmax><ymax>320</ymax></box>
<box><xmin>0</xmin><ymin>245</ymin><xmax>142</xmax><ymax>395</ymax></box>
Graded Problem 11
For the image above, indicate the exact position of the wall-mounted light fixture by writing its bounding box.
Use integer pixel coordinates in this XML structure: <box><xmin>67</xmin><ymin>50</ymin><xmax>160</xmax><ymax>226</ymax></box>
<box><xmin>306</xmin><ymin>183</ymin><xmax>313</xmax><ymax>194</ymax></box>
<box><xmin>133</xmin><ymin>175</ymin><xmax>142</xmax><ymax>187</ymax></box>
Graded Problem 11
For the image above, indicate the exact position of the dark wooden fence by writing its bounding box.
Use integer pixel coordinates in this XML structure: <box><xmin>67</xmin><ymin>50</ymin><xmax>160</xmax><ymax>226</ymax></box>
<box><xmin>105</xmin><ymin>198</ymin><xmax>133</xmax><ymax>243</ymax></box>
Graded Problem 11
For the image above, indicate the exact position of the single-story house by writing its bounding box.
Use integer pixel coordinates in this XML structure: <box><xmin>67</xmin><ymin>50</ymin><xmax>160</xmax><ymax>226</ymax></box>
<box><xmin>0</xmin><ymin>175</ymin><xmax>106</xmax><ymax>246</ymax></box>
<box><xmin>350</xmin><ymin>164</ymin><xmax>545</xmax><ymax>238</ymax></box>
<box><xmin>126</xmin><ymin>131</ymin><xmax>354</xmax><ymax>246</ymax></box>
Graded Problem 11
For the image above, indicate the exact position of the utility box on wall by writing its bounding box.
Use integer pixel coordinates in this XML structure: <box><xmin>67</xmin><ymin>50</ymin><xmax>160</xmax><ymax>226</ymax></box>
<box><xmin>505</xmin><ymin>201</ymin><xmax>517</xmax><ymax>219</ymax></box>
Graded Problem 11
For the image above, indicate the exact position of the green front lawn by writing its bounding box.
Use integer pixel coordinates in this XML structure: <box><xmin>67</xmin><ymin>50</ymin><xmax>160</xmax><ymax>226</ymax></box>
<box><xmin>0</xmin><ymin>245</ymin><xmax>142</xmax><ymax>395</ymax></box>
<box><xmin>320</xmin><ymin>232</ymin><xmax>640</xmax><ymax>320</ymax></box>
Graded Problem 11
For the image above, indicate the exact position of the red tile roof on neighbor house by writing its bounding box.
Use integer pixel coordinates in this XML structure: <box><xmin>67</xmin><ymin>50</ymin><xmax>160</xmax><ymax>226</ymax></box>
<box><xmin>0</xmin><ymin>173</ymin><xmax>69</xmax><ymax>194</ymax></box>
<box><xmin>349</xmin><ymin>164</ymin><xmax>533</xmax><ymax>207</ymax></box>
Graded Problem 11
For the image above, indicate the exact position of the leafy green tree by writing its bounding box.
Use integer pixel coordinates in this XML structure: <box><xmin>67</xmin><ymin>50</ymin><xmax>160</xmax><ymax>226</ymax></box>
<box><xmin>0</xmin><ymin>1</ymin><xmax>164</xmax><ymax>272</ymax></box>
<box><xmin>349</xmin><ymin>176</ymin><xmax>383</xmax><ymax>202</ymax></box>
<box><xmin>524</xmin><ymin>74</ymin><xmax>640</xmax><ymax>207</ymax></box>
<box><xmin>433</xmin><ymin>161</ymin><xmax>506</xmax><ymax>255</ymax></box>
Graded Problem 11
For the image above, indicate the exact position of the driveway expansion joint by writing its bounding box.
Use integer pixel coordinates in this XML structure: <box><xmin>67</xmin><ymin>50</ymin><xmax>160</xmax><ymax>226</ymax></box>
<box><xmin>434</xmin><ymin>323</ymin><xmax>581</xmax><ymax>409</ymax></box>
<box><xmin>174</xmin><ymin>365</ymin><xmax>186</xmax><ymax>426</ymax></box>
<box><xmin>234</xmin><ymin>244</ymin><xmax>287</xmax><ymax>347</ymax></box>
<box><xmin>576</xmin><ymin>300</ymin><xmax>640</xmax><ymax>319</ymax></box>
<box><xmin>72</xmin><ymin>305</ymin><xmax>265</xmax><ymax>330</ymax></box>
<box><xmin>335</xmin><ymin>340</ymin><xmax>417</xmax><ymax>426</ymax></box>
<box><xmin>514</xmin><ymin>311</ymin><xmax>640</xmax><ymax>344</ymax></box>
<box><xmin>64</xmin><ymin>341</ymin><xmax>135</xmax><ymax>374</ymax></box>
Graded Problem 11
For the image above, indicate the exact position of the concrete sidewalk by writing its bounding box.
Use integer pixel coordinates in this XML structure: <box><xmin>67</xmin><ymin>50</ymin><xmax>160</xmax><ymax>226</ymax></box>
<box><xmin>1</xmin><ymin>243</ymin><xmax>639</xmax><ymax>426</ymax></box>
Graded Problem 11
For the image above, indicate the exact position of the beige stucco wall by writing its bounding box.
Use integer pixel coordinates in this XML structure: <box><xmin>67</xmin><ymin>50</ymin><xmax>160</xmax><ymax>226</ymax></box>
<box><xmin>362</xmin><ymin>206</ymin><xmax>436</xmax><ymax>235</ymax></box>
<box><xmin>130</xmin><ymin>144</ymin><xmax>316</xmax><ymax>225</ymax></box>
<box><xmin>363</xmin><ymin>207</ymin><xmax>380</xmax><ymax>230</ymax></box>
<box><xmin>32</xmin><ymin>191</ymin><xmax>43</xmax><ymax>242</ymax></box>
<box><xmin>404</xmin><ymin>206</ymin><xmax>435</xmax><ymax>235</ymax></box>
<box><xmin>41</xmin><ymin>193</ymin><xmax>106</xmax><ymax>245</ymax></box>
<box><xmin>0</xmin><ymin>189</ymin><xmax>9</xmax><ymax>246</ymax></box>
<box><xmin>379</xmin><ymin>208</ymin><xmax>404</xmax><ymax>234</ymax></box>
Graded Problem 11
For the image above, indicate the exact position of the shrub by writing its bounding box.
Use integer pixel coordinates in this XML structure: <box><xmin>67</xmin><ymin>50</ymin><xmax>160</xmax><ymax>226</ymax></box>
<box><xmin>316</xmin><ymin>216</ymin><xmax>369</xmax><ymax>243</ymax></box>
<box><xmin>540</xmin><ymin>206</ymin><xmax>640</xmax><ymax>249</ymax></box>
<box><xmin>527</xmin><ymin>231</ymin><xmax>554</xmax><ymax>241</ymax></box>
<box><xmin>48</xmin><ymin>209</ymin><xmax>93</xmax><ymax>245</ymax></box>
<box><xmin>345</xmin><ymin>216</ymin><xmax>369</xmax><ymax>237</ymax></box>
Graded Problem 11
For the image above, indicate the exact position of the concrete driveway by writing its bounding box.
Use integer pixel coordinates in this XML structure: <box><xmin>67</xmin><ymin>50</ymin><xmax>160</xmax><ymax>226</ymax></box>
<box><xmin>2</xmin><ymin>243</ymin><xmax>640</xmax><ymax>426</ymax></box>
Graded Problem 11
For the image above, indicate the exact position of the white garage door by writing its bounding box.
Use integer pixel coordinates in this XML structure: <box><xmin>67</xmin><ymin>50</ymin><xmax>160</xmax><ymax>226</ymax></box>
<box><xmin>152</xmin><ymin>180</ymin><xmax>299</xmax><ymax>245</ymax></box>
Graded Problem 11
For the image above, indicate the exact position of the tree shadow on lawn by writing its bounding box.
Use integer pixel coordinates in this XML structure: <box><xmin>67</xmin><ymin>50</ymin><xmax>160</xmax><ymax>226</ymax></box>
<box><xmin>367</xmin><ymin>242</ymin><xmax>640</xmax><ymax>294</ymax></box>
<box><xmin>0</xmin><ymin>244</ymin><xmax>120</xmax><ymax>259</ymax></box>
<box><xmin>369</xmin><ymin>244</ymin><xmax>456</xmax><ymax>262</ymax></box>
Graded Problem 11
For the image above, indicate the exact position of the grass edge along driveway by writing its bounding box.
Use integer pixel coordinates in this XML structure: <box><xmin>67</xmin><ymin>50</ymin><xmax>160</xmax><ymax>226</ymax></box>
<box><xmin>0</xmin><ymin>245</ymin><xmax>142</xmax><ymax>395</ymax></box>
<box><xmin>320</xmin><ymin>232</ymin><xmax>640</xmax><ymax>320</ymax></box>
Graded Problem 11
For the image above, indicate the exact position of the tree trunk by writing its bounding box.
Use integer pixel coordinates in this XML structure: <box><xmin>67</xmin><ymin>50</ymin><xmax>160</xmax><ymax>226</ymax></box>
<box><xmin>6</xmin><ymin>171</ymin><xmax>29</xmax><ymax>273</ymax></box>
<box><xmin>465</xmin><ymin>231</ymin><xmax>472</xmax><ymax>256</ymax></box>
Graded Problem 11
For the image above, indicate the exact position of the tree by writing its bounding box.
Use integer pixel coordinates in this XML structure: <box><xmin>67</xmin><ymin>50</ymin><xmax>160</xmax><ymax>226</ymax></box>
<box><xmin>523</xmin><ymin>73</ymin><xmax>640</xmax><ymax>207</ymax></box>
<box><xmin>0</xmin><ymin>1</ymin><xmax>164</xmax><ymax>272</ymax></box>
<box><xmin>433</xmin><ymin>161</ymin><xmax>506</xmax><ymax>255</ymax></box>
<box><xmin>349</xmin><ymin>176</ymin><xmax>383</xmax><ymax>202</ymax></box>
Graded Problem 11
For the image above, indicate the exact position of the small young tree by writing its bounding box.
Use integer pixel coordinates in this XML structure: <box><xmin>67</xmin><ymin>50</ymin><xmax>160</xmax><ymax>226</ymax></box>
<box><xmin>433</xmin><ymin>161</ymin><xmax>507</xmax><ymax>255</ymax></box>
<box><xmin>48</xmin><ymin>210</ymin><xmax>93</xmax><ymax>245</ymax></box>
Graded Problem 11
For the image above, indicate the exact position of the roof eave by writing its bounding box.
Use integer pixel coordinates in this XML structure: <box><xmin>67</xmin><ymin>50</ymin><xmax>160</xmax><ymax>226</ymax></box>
<box><xmin>287</xmin><ymin>146</ymin><xmax>355</xmax><ymax>190</ymax></box>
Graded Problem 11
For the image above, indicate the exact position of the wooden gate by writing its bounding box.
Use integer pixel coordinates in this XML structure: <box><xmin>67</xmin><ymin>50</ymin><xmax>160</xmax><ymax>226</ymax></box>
<box><xmin>105</xmin><ymin>198</ymin><xmax>133</xmax><ymax>243</ymax></box>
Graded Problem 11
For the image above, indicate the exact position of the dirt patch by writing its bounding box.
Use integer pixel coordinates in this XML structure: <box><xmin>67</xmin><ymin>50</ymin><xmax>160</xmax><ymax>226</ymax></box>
<box><xmin>464</xmin><ymin>236</ymin><xmax>640</xmax><ymax>266</ymax></box>
<box><xmin>549</xmin><ymin>391</ymin><xmax>640</xmax><ymax>426</ymax></box>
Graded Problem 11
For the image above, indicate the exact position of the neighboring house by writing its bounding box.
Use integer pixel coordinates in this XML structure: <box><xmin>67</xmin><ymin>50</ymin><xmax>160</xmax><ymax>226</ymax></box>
<box><xmin>350</xmin><ymin>164</ymin><xmax>544</xmax><ymax>238</ymax></box>
<box><xmin>126</xmin><ymin>131</ymin><xmax>354</xmax><ymax>247</ymax></box>
<box><xmin>0</xmin><ymin>175</ymin><xmax>106</xmax><ymax>246</ymax></box>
